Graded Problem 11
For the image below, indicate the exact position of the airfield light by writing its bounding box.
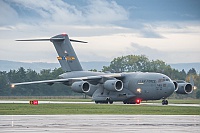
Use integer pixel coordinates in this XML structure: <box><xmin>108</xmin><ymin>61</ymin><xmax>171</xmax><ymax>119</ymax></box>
<box><xmin>29</xmin><ymin>100</ymin><xmax>38</xmax><ymax>105</ymax></box>
<box><xmin>136</xmin><ymin>88</ymin><xmax>142</xmax><ymax>93</ymax></box>
<box><xmin>11</xmin><ymin>84</ymin><xmax>15</xmax><ymax>88</ymax></box>
<box><xmin>193</xmin><ymin>86</ymin><xmax>197</xmax><ymax>90</ymax></box>
<box><xmin>62</xmin><ymin>33</ymin><xmax>67</xmax><ymax>36</ymax></box>
<box><xmin>136</xmin><ymin>99</ymin><xmax>141</xmax><ymax>104</ymax></box>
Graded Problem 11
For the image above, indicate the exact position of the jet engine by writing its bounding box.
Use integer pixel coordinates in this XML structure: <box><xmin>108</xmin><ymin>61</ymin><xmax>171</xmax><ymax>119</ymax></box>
<box><xmin>103</xmin><ymin>80</ymin><xmax>123</xmax><ymax>92</ymax></box>
<box><xmin>71</xmin><ymin>81</ymin><xmax>90</xmax><ymax>93</ymax></box>
<box><xmin>173</xmin><ymin>81</ymin><xmax>178</xmax><ymax>90</ymax></box>
<box><xmin>175</xmin><ymin>83</ymin><xmax>193</xmax><ymax>94</ymax></box>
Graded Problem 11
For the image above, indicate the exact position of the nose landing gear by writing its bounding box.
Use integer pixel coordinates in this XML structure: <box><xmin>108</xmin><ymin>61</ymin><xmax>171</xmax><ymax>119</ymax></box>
<box><xmin>162</xmin><ymin>99</ymin><xmax>168</xmax><ymax>105</ymax></box>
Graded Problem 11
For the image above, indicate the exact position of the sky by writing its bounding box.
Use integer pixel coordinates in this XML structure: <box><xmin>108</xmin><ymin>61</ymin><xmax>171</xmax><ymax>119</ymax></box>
<box><xmin>0</xmin><ymin>0</ymin><xmax>200</xmax><ymax>64</ymax></box>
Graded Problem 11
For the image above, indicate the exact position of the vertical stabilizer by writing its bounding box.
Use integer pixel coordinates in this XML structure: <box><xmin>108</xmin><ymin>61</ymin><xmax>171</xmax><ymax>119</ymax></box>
<box><xmin>50</xmin><ymin>34</ymin><xmax>83</xmax><ymax>72</ymax></box>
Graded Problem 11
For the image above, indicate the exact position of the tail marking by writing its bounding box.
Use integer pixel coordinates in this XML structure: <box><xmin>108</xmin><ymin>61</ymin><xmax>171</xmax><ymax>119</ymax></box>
<box><xmin>57</xmin><ymin>56</ymin><xmax>75</xmax><ymax>60</ymax></box>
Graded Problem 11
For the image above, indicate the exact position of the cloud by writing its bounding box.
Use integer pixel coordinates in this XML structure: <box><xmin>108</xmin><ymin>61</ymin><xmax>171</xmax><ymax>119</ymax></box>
<box><xmin>85</xmin><ymin>0</ymin><xmax>128</xmax><ymax>24</ymax></box>
<box><xmin>125</xmin><ymin>43</ymin><xmax>200</xmax><ymax>63</ymax></box>
<box><xmin>0</xmin><ymin>0</ymin><xmax>19</xmax><ymax>26</ymax></box>
<box><xmin>0</xmin><ymin>0</ymin><xmax>199</xmax><ymax>64</ymax></box>
<box><xmin>1</xmin><ymin>0</ymin><xmax>128</xmax><ymax>26</ymax></box>
<box><xmin>139</xmin><ymin>29</ymin><xmax>164</xmax><ymax>38</ymax></box>
<box><xmin>125</xmin><ymin>43</ymin><xmax>165</xmax><ymax>60</ymax></box>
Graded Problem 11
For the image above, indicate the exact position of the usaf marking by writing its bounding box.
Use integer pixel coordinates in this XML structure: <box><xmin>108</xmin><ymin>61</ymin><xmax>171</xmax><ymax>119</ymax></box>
<box><xmin>57</xmin><ymin>56</ymin><xmax>75</xmax><ymax>60</ymax></box>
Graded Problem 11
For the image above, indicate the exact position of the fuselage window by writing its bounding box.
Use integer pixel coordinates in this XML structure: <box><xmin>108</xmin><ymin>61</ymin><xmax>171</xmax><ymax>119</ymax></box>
<box><xmin>166</xmin><ymin>79</ymin><xmax>170</xmax><ymax>81</ymax></box>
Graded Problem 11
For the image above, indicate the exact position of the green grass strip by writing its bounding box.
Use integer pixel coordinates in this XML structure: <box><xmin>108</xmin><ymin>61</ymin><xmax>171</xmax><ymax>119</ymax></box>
<box><xmin>0</xmin><ymin>103</ymin><xmax>199</xmax><ymax>115</ymax></box>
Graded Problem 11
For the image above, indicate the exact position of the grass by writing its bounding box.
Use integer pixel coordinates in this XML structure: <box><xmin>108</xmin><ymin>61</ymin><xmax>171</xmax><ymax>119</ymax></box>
<box><xmin>0</xmin><ymin>98</ymin><xmax>199</xmax><ymax>115</ymax></box>
<box><xmin>0</xmin><ymin>103</ymin><xmax>199</xmax><ymax>115</ymax></box>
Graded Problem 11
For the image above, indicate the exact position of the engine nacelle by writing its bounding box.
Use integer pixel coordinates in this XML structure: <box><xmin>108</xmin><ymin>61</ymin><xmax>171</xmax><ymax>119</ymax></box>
<box><xmin>71</xmin><ymin>81</ymin><xmax>90</xmax><ymax>93</ymax></box>
<box><xmin>103</xmin><ymin>80</ymin><xmax>123</xmax><ymax>92</ymax></box>
<box><xmin>175</xmin><ymin>83</ymin><xmax>193</xmax><ymax>94</ymax></box>
<box><xmin>173</xmin><ymin>81</ymin><xmax>178</xmax><ymax>91</ymax></box>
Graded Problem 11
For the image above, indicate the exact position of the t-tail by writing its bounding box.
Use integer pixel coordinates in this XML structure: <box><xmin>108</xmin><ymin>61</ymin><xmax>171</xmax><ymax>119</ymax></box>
<box><xmin>16</xmin><ymin>33</ymin><xmax>87</xmax><ymax>72</ymax></box>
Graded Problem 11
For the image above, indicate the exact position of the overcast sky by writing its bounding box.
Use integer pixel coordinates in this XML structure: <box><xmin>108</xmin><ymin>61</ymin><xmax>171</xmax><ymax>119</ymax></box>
<box><xmin>0</xmin><ymin>0</ymin><xmax>200</xmax><ymax>64</ymax></box>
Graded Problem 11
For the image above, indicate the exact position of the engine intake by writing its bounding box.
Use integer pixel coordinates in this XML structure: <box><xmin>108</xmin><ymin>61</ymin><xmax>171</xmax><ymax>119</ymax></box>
<box><xmin>103</xmin><ymin>80</ymin><xmax>123</xmax><ymax>92</ymax></box>
<box><xmin>71</xmin><ymin>81</ymin><xmax>90</xmax><ymax>93</ymax></box>
<box><xmin>173</xmin><ymin>81</ymin><xmax>178</xmax><ymax>91</ymax></box>
<box><xmin>175</xmin><ymin>83</ymin><xmax>193</xmax><ymax>94</ymax></box>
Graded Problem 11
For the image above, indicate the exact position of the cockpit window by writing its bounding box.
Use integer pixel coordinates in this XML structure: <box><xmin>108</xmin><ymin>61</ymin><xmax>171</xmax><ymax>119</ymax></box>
<box><xmin>166</xmin><ymin>78</ymin><xmax>170</xmax><ymax>81</ymax></box>
<box><xmin>158</xmin><ymin>78</ymin><xmax>170</xmax><ymax>82</ymax></box>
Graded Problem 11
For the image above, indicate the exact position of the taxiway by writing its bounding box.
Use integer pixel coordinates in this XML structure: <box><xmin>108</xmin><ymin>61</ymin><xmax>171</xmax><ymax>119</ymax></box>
<box><xmin>0</xmin><ymin>100</ymin><xmax>199</xmax><ymax>107</ymax></box>
<box><xmin>0</xmin><ymin>115</ymin><xmax>199</xmax><ymax>133</ymax></box>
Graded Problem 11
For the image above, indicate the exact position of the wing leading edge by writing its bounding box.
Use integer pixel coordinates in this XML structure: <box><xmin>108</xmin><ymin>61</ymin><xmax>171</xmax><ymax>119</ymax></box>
<box><xmin>11</xmin><ymin>73</ymin><xmax>123</xmax><ymax>88</ymax></box>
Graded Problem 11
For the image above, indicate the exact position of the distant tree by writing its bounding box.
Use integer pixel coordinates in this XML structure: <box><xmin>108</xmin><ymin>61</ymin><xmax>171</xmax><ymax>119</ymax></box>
<box><xmin>0</xmin><ymin>71</ymin><xmax>11</xmax><ymax>96</ymax></box>
<box><xmin>17</xmin><ymin>67</ymin><xmax>26</xmax><ymax>81</ymax></box>
<box><xmin>196</xmin><ymin>90</ymin><xmax>200</xmax><ymax>99</ymax></box>
<box><xmin>102</xmin><ymin>55</ymin><xmax>150</xmax><ymax>72</ymax></box>
<box><xmin>51</xmin><ymin>68</ymin><xmax>64</xmax><ymax>78</ymax></box>
<box><xmin>187</xmin><ymin>68</ymin><xmax>197</xmax><ymax>75</ymax></box>
<box><xmin>40</xmin><ymin>69</ymin><xmax>52</xmax><ymax>80</ymax></box>
<box><xmin>180</xmin><ymin>69</ymin><xmax>187</xmax><ymax>79</ymax></box>
<box><xmin>26</xmin><ymin>69</ymin><xmax>39</xmax><ymax>81</ymax></box>
<box><xmin>89</xmin><ymin>69</ymin><xmax>98</xmax><ymax>72</ymax></box>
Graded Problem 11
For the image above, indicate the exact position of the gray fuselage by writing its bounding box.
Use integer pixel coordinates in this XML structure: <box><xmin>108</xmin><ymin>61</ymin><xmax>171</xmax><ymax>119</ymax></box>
<box><xmin>60</xmin><ymin>71</ymin><xmax>175</xmax><ymax>102</ymax></box>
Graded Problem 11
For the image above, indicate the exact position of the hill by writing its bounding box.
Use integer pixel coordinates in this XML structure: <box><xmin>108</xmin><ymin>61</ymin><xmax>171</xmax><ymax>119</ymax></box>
<box><xmin>0</xmin><ymin>60</ymin><xmax>109</xmax><ymax>72</ymax></box>
<box><xmin>170</xmin><ymin>63</ymin><xmax>200</xmax><ymax>73</ymax></box>
<box><xmin>0</xmin><ymin>60</ymin><xmax>199</xmax><ymax>73</ymax></box>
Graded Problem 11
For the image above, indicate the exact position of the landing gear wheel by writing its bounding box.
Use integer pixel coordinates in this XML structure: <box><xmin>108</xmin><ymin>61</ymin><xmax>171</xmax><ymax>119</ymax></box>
<box><xmin>95</xmin><ymin>101</ymin><xmax>98</xmax><ymax>104</ymax></box>
<box><xmin>165</xmin><ymin>100</ymin><xmax>168</xmax><ymax>105</ymax></box>
<box><xmin>109</xmin><ymin>101</ymin><xmax>113</xmax><ymax>104</ymax></box>
<box><xmin>106</xmin><ymin>97</ymin><xmax>113</xmax><ymax>104</ymax></box>
<box><xmin>162</xmin><ymin>100</ymin><xmax>168</xmax><ymax>105</ymax></box>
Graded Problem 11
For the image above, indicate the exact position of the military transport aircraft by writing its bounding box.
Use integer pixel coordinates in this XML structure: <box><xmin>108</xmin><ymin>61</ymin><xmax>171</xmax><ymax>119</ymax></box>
<box><xmin>11</xmin><ymin>33</ymin><xmax>194</xmax><ymax>105</ymax></box>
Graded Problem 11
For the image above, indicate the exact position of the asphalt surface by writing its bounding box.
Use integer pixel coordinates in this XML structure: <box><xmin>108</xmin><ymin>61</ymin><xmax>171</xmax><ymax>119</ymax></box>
<box><xmin>0</xmin><ymin>100</ymin><xmax>200</xmax><ymax>107</ymax></box>
<box><xmin>0</xmin><ymin>100</ymin><xmax>199</xmax><ymax>132</ymax></box>
<box><xmin>0</xmin><ymin>115</ymin><xmax>199</xmax><ymax>133</ymax></box>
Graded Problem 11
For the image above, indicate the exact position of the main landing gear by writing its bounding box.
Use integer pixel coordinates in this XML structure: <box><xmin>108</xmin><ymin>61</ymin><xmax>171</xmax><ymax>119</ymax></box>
<box><xmin>123</xmin><ymin>99</ymin><xmax>141</xmax><ymax>104</ymax></box>
<box><xmin>162</xmin><ymin>99</ymin><xmax>168</xmax><ymax>105</ymax></box>
<box><xmin>95</xmin><ymin>100</ymin><xmax>113</xmax><ymax>104</ymax></box>
<box><xmin>95</xmin><ymin>97</ymin><xmax>113</xmax><ymax>104</ymax></box>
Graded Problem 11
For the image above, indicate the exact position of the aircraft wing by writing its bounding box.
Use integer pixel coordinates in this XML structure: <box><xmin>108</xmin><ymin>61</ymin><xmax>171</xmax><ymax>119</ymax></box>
<box><xmin>11</xmin><ymin>73</ymin><xmax>123</xmax><ymax>88</ymax></box>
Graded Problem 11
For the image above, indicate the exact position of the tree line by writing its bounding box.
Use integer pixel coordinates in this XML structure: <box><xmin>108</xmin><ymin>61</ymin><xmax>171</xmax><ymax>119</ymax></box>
<box><xmin>0</xmin><ymin>55</ymin><xmax>199</xmax><ymax>98</ymax></box>
<box><xmin>0</xmin><ymin>68</ymin><xmax>76</xmax><ymax>96</ymax></box>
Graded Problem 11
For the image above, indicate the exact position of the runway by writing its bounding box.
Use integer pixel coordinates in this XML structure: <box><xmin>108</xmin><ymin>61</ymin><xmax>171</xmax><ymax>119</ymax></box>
<box><xmin>0</xmin><ymin>115</ymin><xmax>199</xmax><ymax>133</ymax></box>
<box><xmin>0</xmin><ymin>100</ymin><xmax>199</xmax><ymax>132</ymax></box>
<box><xmin>0</xmin><ymin>100</ymin><xmax>200</xmax><ymax>107</ymax></box>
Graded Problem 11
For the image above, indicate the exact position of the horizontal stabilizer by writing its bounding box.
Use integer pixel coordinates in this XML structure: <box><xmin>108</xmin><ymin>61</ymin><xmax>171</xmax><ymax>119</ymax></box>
<box><xmin>16</xmin><ymin>39</ymin><xmax>50</xmax><ymax>41</ymax></box>
<box><xmin>16</xmin><ymin>38</ymin><xmax>87</xmax><ymax>43</ymax></box>
<box><xmin>69</xmin><ymin>39</ymin><xmax>87</xmax><ymax>43</ymax></box>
